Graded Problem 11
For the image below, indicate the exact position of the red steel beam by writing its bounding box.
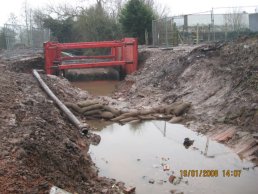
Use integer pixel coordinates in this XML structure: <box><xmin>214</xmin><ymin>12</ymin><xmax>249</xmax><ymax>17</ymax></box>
<box><xmin>58</xmin><ymin>61</ymin><xmax>126</xmax><ymax>70</ymax></box>
<box><xmin>57</xmin><ymin>41</ymin><xmax>124</xmax><ymax>50</ymax></box>
<box><xmin>61</xmin><ymin>55</ymin><xmax>115</xmax><ymax>61</ymax></box>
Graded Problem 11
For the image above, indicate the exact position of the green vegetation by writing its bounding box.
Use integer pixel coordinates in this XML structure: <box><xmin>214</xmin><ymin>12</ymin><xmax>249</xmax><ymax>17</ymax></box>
<box><xmin>119</xmin><ymin>0</ymin><xmax>156</xmax><ymax>44</ymax></box>
<box><xmin>0</xmin><ymin>28</ymin><xmax>7</xmax><ymax>49</ymax></box>
<box><xmin>33</xmin><ymin>0</ymin><xmax>159</xmax><ymax>44</ymax></box>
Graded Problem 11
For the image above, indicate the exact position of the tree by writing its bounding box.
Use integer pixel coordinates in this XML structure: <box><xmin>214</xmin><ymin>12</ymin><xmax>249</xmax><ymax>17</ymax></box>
<box><xmin>74</xmin><ymin>2</ymin><xmax>122</xmax><ymax>42</ymax></box>
<box><xmin>42</xmin><ymin>17</ymin><xmax>75</xmax><ymax>42</ymax></box>
<box><xmin>119</xmin><ymin>0</ymin><xmax>156</xmax><ymax>44</ymax></box>
<box><xmin>0</xmin><ymin>28</ymin><xmax>7</xmax><ymax>49</ymax></box>
<box><xmin>224</xmin><ymin>9</ymin><xmax>247</xmax><ymax>33</ymax></box>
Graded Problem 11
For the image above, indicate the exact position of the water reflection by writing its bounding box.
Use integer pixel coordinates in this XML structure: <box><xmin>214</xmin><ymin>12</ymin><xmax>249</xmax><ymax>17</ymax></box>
<box><xmin>90</xmin><ymin>121</ymin><xmax>258</xmax><ymax>194</ymax></box>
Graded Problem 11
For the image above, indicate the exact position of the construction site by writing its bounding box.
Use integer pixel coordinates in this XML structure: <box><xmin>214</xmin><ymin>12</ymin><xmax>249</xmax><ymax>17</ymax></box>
<box><xmin>0</xmin><ymin>1</ymin><xmax>258</xmax><ymax>194</ymax></box>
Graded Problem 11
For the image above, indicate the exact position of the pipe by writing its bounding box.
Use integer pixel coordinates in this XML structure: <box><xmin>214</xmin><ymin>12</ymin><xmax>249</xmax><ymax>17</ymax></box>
<box><xmin>32</xmin><ymin>69</ymin><xmax>89</xmax><ymax>135</ymax></box>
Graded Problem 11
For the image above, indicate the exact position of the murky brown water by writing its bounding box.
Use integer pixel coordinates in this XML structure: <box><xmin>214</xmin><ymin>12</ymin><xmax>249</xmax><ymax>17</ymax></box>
<box><xmin>90</xmin><ymin>121</ymin><xmax>258</xmax><ymax>194</ymax></box>
<box><xmin>72</xmin><ymin>80</ymin><xmax>120</xmax><ymax>96</ymax></box>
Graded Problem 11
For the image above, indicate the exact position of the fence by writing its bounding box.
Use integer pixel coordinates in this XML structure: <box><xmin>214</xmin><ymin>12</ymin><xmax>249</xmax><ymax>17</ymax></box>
<box><xmin>4</xmin><ymin>24</ymin><xmax>50</xmax><ymax>49</ymax></box>
<box><xmin>152</xmin><ymin>7</ymin><xmax>258</xmax><ymax>47</ymax></box>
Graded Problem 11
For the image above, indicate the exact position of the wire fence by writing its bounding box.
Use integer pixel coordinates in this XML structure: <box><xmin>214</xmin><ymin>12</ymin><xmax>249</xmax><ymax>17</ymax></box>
<box><xmin>3</xmin><ymin>24</ymin><xmax>50</xmax><ymax>49</ymax></box>
<box><xmin>152</xmin><ymin>6</ymin><xmax>258</xmax><ymax>47</ymax></box>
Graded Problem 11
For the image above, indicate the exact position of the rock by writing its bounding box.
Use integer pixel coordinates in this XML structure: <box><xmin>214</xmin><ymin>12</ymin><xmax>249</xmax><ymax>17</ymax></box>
<box><xmin>49</xmin><ymin>186</ymin><xmax>72</xmax><ymax>194</ymax></box>
<box><xmin>170</xmin><ymin>190</ymin><xmax>177</xmax><ymax>194</ymax></box>
<box><xmin>148</xmin><ymin>179</ymin><xmax>155</xmax><ymax>184</ymax></box>
<box><xmin>168</xmin><ymin>175</ymin><xmax>176</xmax><ymax>184</ymax></box>
<box><xmin>169</xmin><ymin>116</ymin><xmax>183</xmax><ymax>123</ymax></box>
<box><xmin>123</xmin><ymin>186</ymin><xmax>136</xmax><ymax>194</ymax></box>
<box><xmin>101</xmin><ymin>188</ymin><xmax>108</xmax><ymax>193</ymax></box>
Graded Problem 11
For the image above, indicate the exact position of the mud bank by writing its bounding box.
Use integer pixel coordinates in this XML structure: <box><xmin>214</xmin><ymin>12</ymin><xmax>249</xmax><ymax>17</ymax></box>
<box><xmin>0</xmin><ymin>55</ymin><xmax>125</xmax><ymax>193</ymax></box>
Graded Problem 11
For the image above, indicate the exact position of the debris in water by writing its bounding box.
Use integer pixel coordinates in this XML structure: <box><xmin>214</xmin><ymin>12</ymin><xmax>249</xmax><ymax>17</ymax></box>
<box><xmin>163</xmin><ymin>164</ymin><xmax>170</xmax><ymax>171</ymax></box>
<box><xmin>243</xmin><ymin>167</ymin><xmax>250</xmax><ymax>171</ymax></box>
<box><xmin>183</xmin><ymin>137</ymin><xmax>194</xmax><ymax>149</ymax></box>
<box><xmin>205</xmin><ymin>155</ymin><xmax>215</xmax><ymax>158</ymax></box>
<box><xmin>192</xmin><ymin>146</ymin><xmax>199</xmax><ymax>150</ymax></box>
<box><xmin>149</xmin><ymin>179</ymin><xmax>155</xmax><ymax>184</ymax></box>
<box><xmin>161</xmin><ymin>157</ymin><xmax>170</xmax><ymax>161</ymax></box>
<box><xmin>170</xmin><ymin>189</ymin><xmax>177</xmax><ymax>194</ymax></box>
<box><xmin>157</xmin><ymin>180</ymin><xmax>164</xmax><ymax>185</ymax></box>
<box><xmin>123</xmin><ymin>186</ymin><xmax>136</xmax><ymax>194</ymax></box>
<box><xmin>168</xmin><ymin>175</ymin><xmax>176</xmax><ymax>184</ymax></box>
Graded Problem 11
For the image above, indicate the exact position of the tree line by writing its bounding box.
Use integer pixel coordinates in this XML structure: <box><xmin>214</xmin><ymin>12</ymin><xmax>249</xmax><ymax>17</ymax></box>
<box><xmin>0</xmin><ymin>0</ymin><xmax>168</xmax><ymax>48</ymax></box>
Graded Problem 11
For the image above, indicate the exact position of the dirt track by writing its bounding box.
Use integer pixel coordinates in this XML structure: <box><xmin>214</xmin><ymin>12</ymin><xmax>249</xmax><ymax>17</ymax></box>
<box><xmin>0</xmin><ymin>36</ymin><xmax>258</xmax><ymax>193</ymax></box>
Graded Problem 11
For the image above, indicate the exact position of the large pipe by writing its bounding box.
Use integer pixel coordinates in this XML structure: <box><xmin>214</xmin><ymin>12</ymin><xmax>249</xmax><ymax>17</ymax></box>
<box><xmin>32</xmin><ymin>69</ymin><xmax>89</xmax><ymax>135</ymax></box>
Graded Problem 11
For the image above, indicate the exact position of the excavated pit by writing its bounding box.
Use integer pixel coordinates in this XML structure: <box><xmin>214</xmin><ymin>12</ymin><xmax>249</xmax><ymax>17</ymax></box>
<box><xmin>0</xmin><ymin>35</ymin><xmax>258</xmax><ymax>194</ymax></box>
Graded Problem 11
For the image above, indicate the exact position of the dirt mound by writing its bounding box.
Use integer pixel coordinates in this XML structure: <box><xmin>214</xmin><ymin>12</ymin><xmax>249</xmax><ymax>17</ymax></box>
<box><xmin>116</xmin><ymin>36</ymin><xmax>258</xmax><ymax>146</ymax></box>
<box><xmin>0</xmin><ymin>67</ymin><xmax>121</xmax><ymax>193</ymax></box>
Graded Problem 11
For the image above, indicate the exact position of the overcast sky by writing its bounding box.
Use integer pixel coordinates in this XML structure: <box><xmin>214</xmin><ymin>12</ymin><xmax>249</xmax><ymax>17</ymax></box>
<box><xmin>0</xmin><ymin>0</ymin><xmax>257</xmax><ymax>26</ymax></box>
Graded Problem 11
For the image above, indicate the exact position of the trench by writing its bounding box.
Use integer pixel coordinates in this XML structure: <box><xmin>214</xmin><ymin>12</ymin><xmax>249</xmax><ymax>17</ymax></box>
<box><xmin>72</xmin><ymin>79</ymin><xmax>258</xmax><ymax>194</ymax></box>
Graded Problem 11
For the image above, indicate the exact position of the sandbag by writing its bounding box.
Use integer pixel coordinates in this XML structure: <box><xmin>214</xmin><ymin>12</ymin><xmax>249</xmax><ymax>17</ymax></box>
<box><xmin>111</xmin><ymin>111</ymin><xmax>138</xmax><ymax>121</ymax></box>
<box><xmin>103</xmin><ymin>105</ymin><xmax>120</xmax><ymax>116</ymax></box>
<box><xmin>83</xmin><ymin>109</ymin><xmax>101</xmax><ymax>116</ymax></box>
<box><xmin>139</xmin><ymin>109</ymin><xmax>155</xmax><ymax>115</ymax></box>
<box><xmin>101</xmin><ymin>111</ymin><xmax>114</xmax><ymax>119</ymax></box>
<box><xmin>153</xmin><ymin>106</ymin><xmax>166</xmax><ymax>114</ymax></box>
<box><xmin>128</xmin><ymin>119</ymin><xmax>141</xmax><ymax>124</ymax></box>
<box><xmin>152</xmin><ymin>114</ymin><xmax>173</xmax><ymax>119</ymax></box>
<box><xmin>165</xmin><ymin>106</ymin><xmax>174</xmax><ymax>114</ymax></box>
<box><xmin>119</xmin><ymin>117</ymin><xmax>138</xmax><ymax>123</ymax></box>
<box><xmin>77</xmin><ymin>100</ymin><xmax>100</xmax><ymax>107</ymax></box>
<box><xmin>111</xmin><ymin>114</ymin><xmax>128</xmax><ymax>121</ymax></box>
<box><xmin>65</xmin><ymin>102</ymin><xmax>82</xmax><ymax>113</ymax></box>
<box><xmin>80</xmin><ymin>104</ymin><xmax>103</xmax><ymax>113</ymax></box>
<box><xmin>173</xmin><ymin>102</ymin><xmax>191</xmax><ymax>116</ymax></box>
<box><xmin>168</xmin><ymin>116</ymin><xmax>183</xmax><ymax>123</ymax></box>
<box><xmin>138</xmin><ymin>115</ymin><xmax>155</xmax><ymax>120</ymax></box>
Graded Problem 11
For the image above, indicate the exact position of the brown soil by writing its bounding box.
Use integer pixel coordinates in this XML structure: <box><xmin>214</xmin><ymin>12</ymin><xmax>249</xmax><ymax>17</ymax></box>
<box><xmin>0</xmin><ymin>53</ymin><xmax>123</xmax><ymax>193</ymax></box>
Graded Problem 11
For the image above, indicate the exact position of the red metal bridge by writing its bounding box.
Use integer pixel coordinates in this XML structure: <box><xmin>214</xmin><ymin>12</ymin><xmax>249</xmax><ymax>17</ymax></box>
<box><xmin>44</xmin><ymin>38</ymin><xmax>138</xmax><ymax>76</ymax></box>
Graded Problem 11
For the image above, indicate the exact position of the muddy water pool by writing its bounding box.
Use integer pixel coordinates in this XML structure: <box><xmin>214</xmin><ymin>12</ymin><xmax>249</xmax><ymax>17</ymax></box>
<box><xmin>72</xmin><ymin>80</ymin><xmax>120</xmax><ymax>96</ymax></box>
<box><xmin>89</xmin><ymin>121</ymin><xmax>258</xmax><ymax>194</ymax></box>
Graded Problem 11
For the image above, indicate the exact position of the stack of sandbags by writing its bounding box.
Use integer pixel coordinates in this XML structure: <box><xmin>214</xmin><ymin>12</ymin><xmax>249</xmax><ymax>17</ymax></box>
<box><xmin>65</xmin><ymin>100</ymin><xmax>120</xmax><ymax>120</ymax></box>
<box><xmin>111</xmin><ymin>101</ymin><xmax>191</xmax><ymax>124</ymax></box>
<box><xmin>65</xmin><ymin>100</ymin><xmax>191</xmax><ymax>124</ymax></box>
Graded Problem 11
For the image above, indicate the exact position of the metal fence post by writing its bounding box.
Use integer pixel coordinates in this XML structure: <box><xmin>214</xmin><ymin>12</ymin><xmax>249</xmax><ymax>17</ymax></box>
<box><xmin>165</xmin><ymin>17</ymin><xmax>168</xmax><ymax>47</ymax></box>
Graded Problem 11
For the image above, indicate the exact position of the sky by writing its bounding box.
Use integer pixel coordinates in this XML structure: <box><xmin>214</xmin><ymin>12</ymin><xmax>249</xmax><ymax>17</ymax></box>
<box><xmin>0</xmin><ymin>0</ymin><xmax>257</xmax><ymax>26</ymax></box>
